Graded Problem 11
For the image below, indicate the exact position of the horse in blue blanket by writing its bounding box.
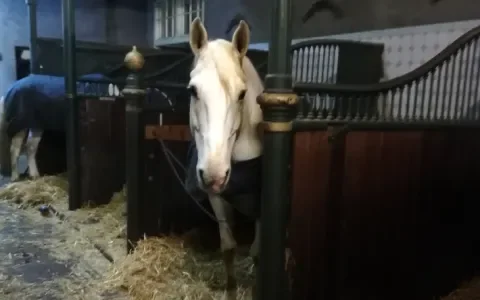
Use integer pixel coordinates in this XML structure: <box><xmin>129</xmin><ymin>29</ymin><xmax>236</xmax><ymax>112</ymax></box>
<box><xmin>0</xmin><ymin>73</ymin><xmax>116</xmax><ymax>181</ymax></box>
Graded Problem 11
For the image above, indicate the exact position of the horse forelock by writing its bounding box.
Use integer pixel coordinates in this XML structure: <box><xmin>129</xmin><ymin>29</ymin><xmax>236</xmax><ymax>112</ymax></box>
<box><xmin>190</xmin><ymin>39</ymin><xmax>247</xmax><ymax>101</ymax></box>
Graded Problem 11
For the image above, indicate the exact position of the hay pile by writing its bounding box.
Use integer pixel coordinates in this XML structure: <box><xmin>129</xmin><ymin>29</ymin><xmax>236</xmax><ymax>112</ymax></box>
<box><xmin>102</xmin><ymin>236</ymin><xmax>255</xmax><ymax>300</ymax></box>
<box><xmin>0</xmin><ymin>177</ymin><xmax>256</xmax><ymax>299</ymax></box>
<box><xmin>0</xmin><ymin>175</ymin><xmax>68</xmax><ymax>207</ymax></box>
<box><xmin>0</xmin><ymin>176</ymin><xmax>254</xmax><ymax>300</ymax></box>
<box><xmin>441</xmin><ymin>276</ymin><xmax>480</xmax><ymax>300</ymax></box>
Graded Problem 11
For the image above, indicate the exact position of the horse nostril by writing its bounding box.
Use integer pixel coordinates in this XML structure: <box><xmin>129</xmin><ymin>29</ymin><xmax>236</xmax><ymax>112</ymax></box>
<box><xmin>225</xmin><ymin>169</ymin><xmax>230</xmax><ymax>179</ymax></box>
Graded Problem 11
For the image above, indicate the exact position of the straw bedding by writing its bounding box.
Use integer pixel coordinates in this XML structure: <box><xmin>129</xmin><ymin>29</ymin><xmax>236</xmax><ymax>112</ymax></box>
<box><xmin>3</xmin><ymin>175</ymin><xmax>477</xmax><ymax>299</ymax></box>
<box><xmin>0</xmin><ymin>174</ymin><xmax>126</xmax><ymax>261</ymax></box>
<box><xmin>102</xmin><ymin>236</ymin><xmax>255</xmax><ymax>300</ymax></box>
<box><xmin>0</xmin><ymin>175</ymin><xmax>69</xmax><ymax>208</ymax></box>
<box><xmin>0</xmin><ymin>175</ymin><xmax>256</xmax><ymax>299</ymax></box>
<box><xmin>441</xmin><ymin>277</ymin><xmax>480</xmax><ymax>300</ymax></box>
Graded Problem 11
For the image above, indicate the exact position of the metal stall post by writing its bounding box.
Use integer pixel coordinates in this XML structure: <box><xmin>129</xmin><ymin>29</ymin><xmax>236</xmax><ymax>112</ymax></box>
<box><xmin>255</xmin><ymin>0</ymin><xmax>296</xmax><ymax>298</ymax></box>
<box><xmin>26</xmin><ymin>0</ymin><xmax>39</xmax><ymax>74</ymax></box>
<box><xmin>62</xmin><ymin>0</ymin><xmax>82</xmax><ymax>210</ymax></box>
<box><xmin>122</xmin><ymin>46</ymin><xmax>146</xmax><ymax>253</ymax></box>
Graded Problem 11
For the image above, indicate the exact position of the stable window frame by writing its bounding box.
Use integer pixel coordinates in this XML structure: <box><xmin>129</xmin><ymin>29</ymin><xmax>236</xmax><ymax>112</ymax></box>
<box><xmin>154</xmin><ymin>0</ymin><xmax>205</xmax><ymax>46</ymax></box>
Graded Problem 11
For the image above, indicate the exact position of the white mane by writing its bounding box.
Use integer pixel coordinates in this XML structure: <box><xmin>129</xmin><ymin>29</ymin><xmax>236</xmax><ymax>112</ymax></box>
<box><xmin>234</xmin><ymin>48</ymin><xmax>264</xmax><ymax>161</ymax></box>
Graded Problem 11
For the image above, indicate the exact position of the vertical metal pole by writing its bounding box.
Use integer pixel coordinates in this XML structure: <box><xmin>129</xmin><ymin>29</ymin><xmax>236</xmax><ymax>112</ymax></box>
<box><xmin>123</xmin><ymin>46</ymin><xmax>145</xmax><ymax>253</ymax></box>
<box><xmin>26</xmin><ymin>0</ymin><xmax>39</xmax><ymax>74</ymax></box>
<box><xmin>255</xmin><ymin>0</ymin><xmax>297</xmax><ymax>298</ymax></box>
<box><xmin>62</xmin><ymin>0</ymin><xmax>82</xmax><ymax>210</ymax></box>
<box><xmin>105</xmin><ymin>0</ymin><xmax>116</xmax><ymax>44</ymax></box>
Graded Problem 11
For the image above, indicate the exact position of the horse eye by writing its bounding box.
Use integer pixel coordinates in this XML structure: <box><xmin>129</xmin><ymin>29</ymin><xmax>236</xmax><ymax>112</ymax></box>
<box><xmin>238</xmin><ymin>90</ymin><xmax>247</xmax><ymax>101</ymax></box>
<box><xmin>188</xmin><ymin>85</ymin><xmax>198</xmax><ymax>99</ymax></box>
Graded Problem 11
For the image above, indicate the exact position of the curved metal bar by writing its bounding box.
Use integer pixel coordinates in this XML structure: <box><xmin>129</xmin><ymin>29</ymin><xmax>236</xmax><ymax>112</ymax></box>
<box><xmin>294</xmin><ymin>24</ymin><xmax>480</xmax><ymax>93</ymax></box>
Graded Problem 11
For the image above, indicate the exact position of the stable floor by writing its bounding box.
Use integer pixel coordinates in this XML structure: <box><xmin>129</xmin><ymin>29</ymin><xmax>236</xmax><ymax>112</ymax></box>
<box><xmin>0</xmin><ymin>156</ymin><xmax>123</xmax><ymax>300</ymax></box>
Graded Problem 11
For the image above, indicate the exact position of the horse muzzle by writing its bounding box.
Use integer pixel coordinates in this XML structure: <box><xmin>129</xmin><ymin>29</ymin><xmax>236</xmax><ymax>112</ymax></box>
<box><xmin>198</xmin><ymin>168</ymin><xmax>231</xmax><ymax>194</ymax></box>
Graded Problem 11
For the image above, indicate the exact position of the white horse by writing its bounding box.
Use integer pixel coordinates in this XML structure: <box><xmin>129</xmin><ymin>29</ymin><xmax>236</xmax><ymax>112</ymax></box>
<box><xmin>0</xmin><ymin>96</ymin><xmax>43</xmax><ymax>181</ymax></box>
<box><xmin>188</xmin><ymin>18</ymin><xmax>264</xmax><ymax>298</ymax></box>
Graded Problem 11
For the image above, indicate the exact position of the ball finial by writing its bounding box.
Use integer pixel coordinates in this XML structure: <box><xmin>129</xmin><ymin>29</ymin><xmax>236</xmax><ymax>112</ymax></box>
<box><xmin>124</xmin><ymin>46</ymin><xmax>145</xmax><ymax>71</ymax></box>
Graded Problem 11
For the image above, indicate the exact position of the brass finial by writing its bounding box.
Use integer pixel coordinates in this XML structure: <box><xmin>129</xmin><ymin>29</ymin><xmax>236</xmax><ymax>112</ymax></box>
<box><xmin>124</xmin><ymin>45</ymin><xmax>145</xmax><ymax>71</ymax></box>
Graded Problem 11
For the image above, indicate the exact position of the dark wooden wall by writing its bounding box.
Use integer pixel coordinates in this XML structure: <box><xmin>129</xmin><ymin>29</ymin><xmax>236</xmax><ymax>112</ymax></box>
<box><xmin>36</xmin><ymin>130</ymin><xmax>67</xmax><ymax>176</ymax></box>
<box><xmin>140</xmin><ymin>112</ymin><xmax>217</xmax><ymax>236</ymax></box>
<box><xmin>35</xmin><ymin>97</ymin><xmax>126</xmax><ymax>205</ymax></box>
<box><xmin>79</xmin><ymin>98</ymin><xmax>126</xmax><ymax>205</ymax></box>
<box><xmin>290</xmin><ymin>128</ymin><xmax>480</xmax><ymax>300</ymax></box>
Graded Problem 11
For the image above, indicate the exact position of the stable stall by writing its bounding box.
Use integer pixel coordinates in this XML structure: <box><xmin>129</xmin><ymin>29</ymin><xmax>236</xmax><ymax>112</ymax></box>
<box><xmin>26</xmin><ymin>0</ymin><xmax>192</xmax><ymax>208</ymax></box>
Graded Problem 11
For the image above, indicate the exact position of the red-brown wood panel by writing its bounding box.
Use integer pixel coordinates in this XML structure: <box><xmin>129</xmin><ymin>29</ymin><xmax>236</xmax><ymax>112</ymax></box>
<box><xmin>289</xmin><ymin>128</ymin><xmax>480</xmax><ymax>300</ymax></box>
<box><xmin>290</xmin><ymin>130</ymin><xmax>332</xmax><ymax>300</ymax></box>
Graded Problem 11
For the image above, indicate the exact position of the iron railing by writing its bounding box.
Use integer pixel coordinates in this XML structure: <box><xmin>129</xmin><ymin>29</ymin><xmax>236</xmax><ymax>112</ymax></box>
<box><xmin>294</xmin><ymin>25</ymin><xmax>480</xmax><ymax>127</ymax></box>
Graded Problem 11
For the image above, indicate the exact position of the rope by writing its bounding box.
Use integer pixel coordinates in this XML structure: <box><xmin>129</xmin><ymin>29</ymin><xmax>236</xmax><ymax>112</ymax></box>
<box><xmin>156</xmin><ymin>138</ymin><xmax>223</xmax><ymax>223</ymax></box>
<box><xmin>157</xmin><ymin>139</ymin><xmax>237</xmax><ymax>244</ymax></box>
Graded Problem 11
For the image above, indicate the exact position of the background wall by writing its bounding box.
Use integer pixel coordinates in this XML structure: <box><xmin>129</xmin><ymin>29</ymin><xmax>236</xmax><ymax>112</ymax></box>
<box><xmin>205</xmin><ymin>0</ymin><xmax>480</xmax><ymax>44</ymax></box>
<box><xmin>0</xmin><ymin>0</ymin><xmax>150</xmax><ymax>96</ymax></box>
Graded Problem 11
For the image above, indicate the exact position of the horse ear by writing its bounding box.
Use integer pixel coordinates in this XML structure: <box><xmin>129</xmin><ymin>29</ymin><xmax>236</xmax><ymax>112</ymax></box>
<box><xmin>189</xmin><ymin>17</ymin><xmax>208</xmax><ymax>55</ymax></box>
<box><xmin>232</xmin><ymin>20</ymin><xmax>250</xmax><ymax>58</ymax></box>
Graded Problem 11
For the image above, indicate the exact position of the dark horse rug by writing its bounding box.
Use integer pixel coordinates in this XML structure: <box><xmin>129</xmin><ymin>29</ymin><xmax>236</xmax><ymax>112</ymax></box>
<box><xmin>3</xmin><ymin>73</ymin><xmax>112</xmax><ymax>138</ymax></box>
<box><xmin>185</xmin><ymin>142</ymin><xmax>262</xmax><ymax>219</ymax></box>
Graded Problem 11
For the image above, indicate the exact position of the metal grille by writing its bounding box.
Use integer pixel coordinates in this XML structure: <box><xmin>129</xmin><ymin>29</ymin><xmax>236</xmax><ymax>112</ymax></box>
<box><xmin>292</xmin><ymin>44</ymin><xmax>339</xmax><ymax>84</ymax></box>
<box><xmin>294</xmin><ymin>34</ymin><xmax>480</xmax><ymax>124</ymax></box>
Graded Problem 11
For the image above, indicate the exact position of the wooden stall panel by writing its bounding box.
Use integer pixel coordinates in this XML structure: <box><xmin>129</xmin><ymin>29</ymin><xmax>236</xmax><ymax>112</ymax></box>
<box><xmin>80</xmin><ymin>98</ymin><xmax>125</xmax><ymax>205</ymax></box>
<box><xmin>145</xmin><ymin>124</ymin><xmax>191</xmax><ymax>141</ymax></box>
<box><xmin>335</xmin><ymin>131</ymin><xmax>424</xmax><ymax>300</ymax></box>
<box><xmin>290</xmin><ymin>130</ymin><xmax>333</xmax><ymax>300</ymax></box>
<box><xmin>330</xmin><ymin>129</ymin><xmax>480</xmax><ymax>300</ymax></box>
<box><xmin>430</xmin><ymin>129</ymin><xmax>480</xmax><ymax>293</ymax></box>
<box><xmin>35</xmin><ymin>130</ymin><xmax>67</xmax><ymax>176</ymax></box>
<box><xmin>141</xmin><ymin>111</ymin><xmax>215</xmax><ymax>237</ymax></box>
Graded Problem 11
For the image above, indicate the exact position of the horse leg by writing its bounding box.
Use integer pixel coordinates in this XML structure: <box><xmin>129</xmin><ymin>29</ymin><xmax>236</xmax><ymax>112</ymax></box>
<box><xmin>250</xmin><ymin>219</ymin><xmax>261</xmax><ymax>262</ymax></box>
<box><xmin>250</xmin><ymin>219</ymin><xmax>261</xmax><ymax>297</ymax></box>
<box><xmin>208</xmin><ymin>193</ymin><xmax>237</xmax><ymax>300</ymax></box>
<box><xmin>26</xmin><ymin>129</ymin><xmax>42</xmax><ymax>179</ymax></box>
<box><xmin>10</xmin><ymin>130</ymin><xmax>27</xmax><ymax>181</ymax></box>
<box><xmin>224</xmin><ymin>200</ymin><xmax>235</xmax><ymax>228</ymax></box>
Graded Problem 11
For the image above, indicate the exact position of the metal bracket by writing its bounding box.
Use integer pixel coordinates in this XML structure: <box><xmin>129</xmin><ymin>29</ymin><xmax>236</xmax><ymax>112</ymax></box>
<box><xmin>327</xmin><ymin>125</ymin><xmax>350</xmax><ymax>143</ymax></box>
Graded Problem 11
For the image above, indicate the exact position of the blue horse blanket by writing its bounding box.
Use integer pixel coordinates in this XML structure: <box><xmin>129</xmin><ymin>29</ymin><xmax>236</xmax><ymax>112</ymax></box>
<box><xmin>3</xmin><ymin>73</ymin><xmax>112</xmax><ymax>138</ymax></box>
<box><xmin>185</xmin><ymin>142</ymin><xmax>262</xmax><ymax>219</ymax></box>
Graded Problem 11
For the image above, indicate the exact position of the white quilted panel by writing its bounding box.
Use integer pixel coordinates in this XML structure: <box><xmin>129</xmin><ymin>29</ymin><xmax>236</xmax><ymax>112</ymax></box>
<box><xmin>251</xmin><ymin>19</ymin><xmax>480</xmax><ymax>120</ymax></box>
